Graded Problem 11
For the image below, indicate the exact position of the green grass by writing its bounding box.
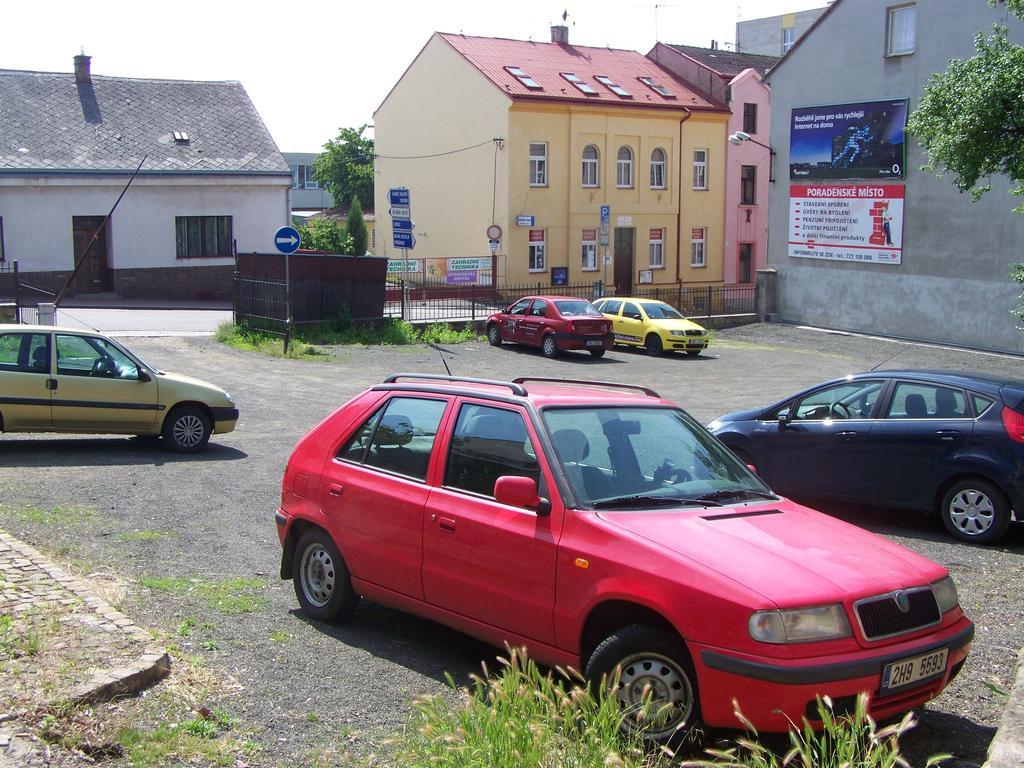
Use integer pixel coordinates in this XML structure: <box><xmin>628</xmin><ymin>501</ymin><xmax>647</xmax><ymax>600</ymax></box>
<box><xmin>0</xmin><ymin>612</ymin><xmax>48</xmax><ymax>660</ymax></box>
<box><xmin>216</xmin><ymin>316</ymin><xmax>479</xmax><ymax>360</ymax></box>
<box><xmin>141</xmin><ymin>576</ymin><xmax>269</xmax><ymax>615</ymax></box>
<box><xmin>693</xmin><ymin>694</ymin><xmax>948</xmax><ymax>768</ymax></box>
<box><xmin>389</xmin><ymin>648</ymin><xmax>655</xmax><ymax>768</ymax></box>
<box><xmin>0</xmin><ymin>503</ymin><xmax>97</xmax><ymax>526</ymax></box>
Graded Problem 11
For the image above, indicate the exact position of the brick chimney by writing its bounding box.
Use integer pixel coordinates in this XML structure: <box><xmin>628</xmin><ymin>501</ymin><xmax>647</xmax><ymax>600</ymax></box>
<box><xmin>550</xmin><ymin>25</ymin><xmax>568</xmax><ymax>44</ymax></box>
<box><xmin>74</xmin><ymin>53</ymin><xmax>92</xmax><ymax>86</ymax></box>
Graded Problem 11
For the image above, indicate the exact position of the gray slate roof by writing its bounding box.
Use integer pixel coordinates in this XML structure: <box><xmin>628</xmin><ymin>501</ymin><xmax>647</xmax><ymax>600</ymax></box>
<box><xmin>0</xmin><ymin>69</ymin><xmax>290</xmax><ymax>175</ymax></box>
<box><xmin>664</xmin><ymin>45</ymin><xmax>779</xmax><ymax>78</ymax></box>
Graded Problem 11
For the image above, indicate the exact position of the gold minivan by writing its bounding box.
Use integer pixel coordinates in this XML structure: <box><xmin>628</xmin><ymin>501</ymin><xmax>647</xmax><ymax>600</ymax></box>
<box><xmin>0</xmin><ymin>324</ymin><xmax>237</xmax><ymax>452</ymax></box>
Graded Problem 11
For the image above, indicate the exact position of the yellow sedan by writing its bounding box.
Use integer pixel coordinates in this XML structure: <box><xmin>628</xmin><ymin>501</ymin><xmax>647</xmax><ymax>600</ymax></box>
<box><xmin>592</xmin><ymin>298</ymin><xmax>710</xmax><ymax>356</ymax></box>
<box><xmin>0</xmin><ymin>324</ymin><xmax>238</xmax><ymax>452</ymax></box>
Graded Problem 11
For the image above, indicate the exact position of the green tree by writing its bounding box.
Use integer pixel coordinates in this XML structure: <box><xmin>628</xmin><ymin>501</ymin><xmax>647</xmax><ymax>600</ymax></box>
<box><xmin>297</xmin><ymin>217</ymin><xmax>352</xmax><ymax>254</ymax></box>
<box><xmin>346</xmin><ymin>196</ymin><xmax>369</xmax><ymax>256</ymax></box>
<box><xmin>314</xmin><ymin>125</ymin><xmax>374</xmax><ymax>209</ymax></box>
<box><xmin>906</xmin><ymin>1</ymin><xmax>1024</xmax><ymax>328</ymax></box>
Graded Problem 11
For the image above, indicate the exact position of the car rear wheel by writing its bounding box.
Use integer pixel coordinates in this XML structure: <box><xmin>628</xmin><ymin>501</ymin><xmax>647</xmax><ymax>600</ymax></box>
<box><xmin>589</xmin><ymin>349</ymin><xmax>606</xmax><ymax>358</ymax></box>
<box><xmin>161</xmin><ymin>405</ymin><xmax>211</xmax><ymax>453</ymax></box>
<box><xmin>940</xmin><ymin>478</ymin><xmax>1011</xmax><ymax>544</ymax></box>
<box><xmin>293</xmin><ymin>528</ymin><xmax>360</xmax><ymax>622</ymax></box>
<box><xmin>487</xmin><ymin>323</ymin><xmax>502</xmax><ymax>346</ymax></box>
<box><xmin>645</xmin><ymin>334</ymin><xmax>664</xmax><ymax>356</ymax></box>
<box><xmin>585</xmin><ymin>624</ymin><xmax>701</xmax><ymax>747</ymax></box>
<box><xmin>542</xmin><ymin>335</ymin><xmax>559</xmax><ymax>358</ymax></box>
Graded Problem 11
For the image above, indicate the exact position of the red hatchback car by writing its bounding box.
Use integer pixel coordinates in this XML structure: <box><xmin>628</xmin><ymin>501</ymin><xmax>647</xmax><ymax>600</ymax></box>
<box><xmin>276</xmin><ymin>375</ymin><xmax>972</xmax><ymax>743</ymax></box>
<box><xmin>486</xmin><ymin>296</ymin><xmax>613</xmax><ymax>358</ymax></box>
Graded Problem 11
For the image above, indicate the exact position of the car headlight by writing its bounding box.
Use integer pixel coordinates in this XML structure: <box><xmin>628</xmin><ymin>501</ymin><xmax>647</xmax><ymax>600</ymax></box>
<box><xmin>749</xmin><ymin>605</ymin><xmax>852</xmax><ymax>644</ymax></box>
<box><xmin>669</xmin><ymin>330</ymin><xmax>688</xmax><ymax>337</ymax></box>
<box><xmin>707</xmin><ymin>419</ymin><xmax>723</xmax><ymax>431</ymax></box>
<box><xmin>931</xmin><ymin>576</ymin><xmax>959</xmax><ymax>614</ymax></box>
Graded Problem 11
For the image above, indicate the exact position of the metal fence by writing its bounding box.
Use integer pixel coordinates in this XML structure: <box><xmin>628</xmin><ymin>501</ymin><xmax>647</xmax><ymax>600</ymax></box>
<box><xmin>0</xmin><ymin>260</ymin><xmax>54</xmax><ymax>324</ymax></box>
<box><xmin>385</xmin><ymin>279</ymin><xmax>755</xmax><ymax>323</ymax></box>
<box><xmin>233</xmin><ymin>275</ymin><xmax>288</xmax><ymax>335</ymax></box>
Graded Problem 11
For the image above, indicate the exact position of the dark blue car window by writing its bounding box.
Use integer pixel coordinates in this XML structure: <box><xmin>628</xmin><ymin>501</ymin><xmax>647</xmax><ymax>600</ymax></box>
<box><xmin>792</xmin><ymin>380</ymin><xmax>884</xmax><ymax>421</ymax></box>
<box><xmin>886</xmin><ymin>383</ymin><xmax>967</xmax><ymax>419</ymax></box>
<box><xmin>971</xmin><ymin>394</ymin><xmax>995</xmax><ymax>417</ymax></box>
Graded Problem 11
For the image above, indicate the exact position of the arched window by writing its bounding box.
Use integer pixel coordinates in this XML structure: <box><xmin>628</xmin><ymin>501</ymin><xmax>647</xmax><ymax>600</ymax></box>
<box><xmin>650</xmin><ymin>148</ymin><xmax>667</xmax><ymax>189</ymax></box>
<box><xmin>582</xmin><ymin>145</ymin><xmax>600</xmax><ymax>187</ymax></box>
<box><xmin>616</xmin><ymin>146</ymin><xmax>633</xmax><ymax>188</ymax></box>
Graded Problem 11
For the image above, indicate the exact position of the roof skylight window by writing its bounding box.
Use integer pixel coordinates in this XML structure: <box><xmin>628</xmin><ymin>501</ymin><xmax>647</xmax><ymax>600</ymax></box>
<box><xmin>172</xmin><ymin>131</ymin><xmax>190</xmax><ymax>143</ymax></box>
<box><xmin>638</xmin><ymin>76</ymin><xmax>676</xmax><ymax>98</ymax></box>
<box><xmin>505</xmin><ymin>66</ymin><xmax>543</xmax><ymax>90</ymax></box>
<box><xmin>560</xmin><ymin>72</ymin><xmax>598</xmax><ymax>95</ymax></box>
<box><xmin>595</xmin><ymin>75</ymin><xmax>631</xmax><ymax>98</ymax></box>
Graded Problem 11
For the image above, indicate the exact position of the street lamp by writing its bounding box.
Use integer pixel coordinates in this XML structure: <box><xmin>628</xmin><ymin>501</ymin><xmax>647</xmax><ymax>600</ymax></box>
<box><xmin>728</xmin><ymin>131</ymin><xmax>776</xmax><ymax>182</ymax></box>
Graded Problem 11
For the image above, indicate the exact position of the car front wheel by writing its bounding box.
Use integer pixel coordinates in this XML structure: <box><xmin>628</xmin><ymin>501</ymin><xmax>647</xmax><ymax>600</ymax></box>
<box><xmin>645</xmin><ymin>334</ymin><xmax>664</xmax><ymax>356</ymax></box>
<box><xmin>940</xmin><ymin>478</ymin><xmax>1011</xmax><ymax>544</ymax></box>
<box><xmin>487</xmin><ymin>323</ymin><xmax>502</xmax><ymax>346</ymax></box>
<box><xmin>161</xmin><ymin>405</ymin><xmax>211</xmax><ymax>453</ymax></box>
<box><xmin>585</xmin><ymin>624</ymin><xmax>701</xmax><ymax>747</ymax></box>
<box><xmin>542</xmin><ymin>335</ymin><xmax>559</xmax><ymax>358</ymax></box>
<box><xmin>292</xmin><ymin>527</ymin><xmax>360</xmax><ymax>622</ymax></box>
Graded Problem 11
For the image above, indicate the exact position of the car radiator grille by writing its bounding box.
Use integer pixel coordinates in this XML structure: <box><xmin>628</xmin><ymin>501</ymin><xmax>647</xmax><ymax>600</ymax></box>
<box><xmin>685</xmin><ymin>329</ymin><xmax>703</xmax><ymax>336</ymax></box>
<box><xmin>855</xmin><ymin>588</ymin><xmax>940</xmax><ymax>641</ymax></box>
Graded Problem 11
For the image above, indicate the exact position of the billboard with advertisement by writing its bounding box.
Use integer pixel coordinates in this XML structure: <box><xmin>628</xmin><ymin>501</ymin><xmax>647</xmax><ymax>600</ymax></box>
<box><xmin>788</xmin><ymin>184</ymin><xmax>903</xmax><ymax>265</ymax></box>
<box><xmin>790</xmin><ymin>99</ymin><xmax>907</xmax><ymax>180</ymax></box>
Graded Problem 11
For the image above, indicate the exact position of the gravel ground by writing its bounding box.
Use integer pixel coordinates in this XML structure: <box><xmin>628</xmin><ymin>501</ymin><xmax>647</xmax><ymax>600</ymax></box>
<box><xmin>0</xmin><ymin>322</ymin><xmax>1021</xmax><ymax>766</ymax></box>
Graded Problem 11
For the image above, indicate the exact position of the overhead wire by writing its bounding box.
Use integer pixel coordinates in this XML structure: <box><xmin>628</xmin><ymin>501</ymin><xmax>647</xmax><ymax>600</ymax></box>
<box><xmin>374</xmin><ymin>138</ymin><xmax>500</xmax><ymax>160</ymax></box>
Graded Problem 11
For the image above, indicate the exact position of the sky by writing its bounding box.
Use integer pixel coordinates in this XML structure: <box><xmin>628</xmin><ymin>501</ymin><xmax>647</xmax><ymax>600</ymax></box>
<box><xmin>0</xmin><ymin>0</ymin><xmax>828</xmax><ymax>152</ymax></box>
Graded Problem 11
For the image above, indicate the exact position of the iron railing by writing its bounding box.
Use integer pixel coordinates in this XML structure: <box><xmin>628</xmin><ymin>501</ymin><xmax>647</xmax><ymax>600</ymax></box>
<box><xmin>0</xmin><ymin>260</ymin><xmax>55</xmax><ymax>324</ymax></box>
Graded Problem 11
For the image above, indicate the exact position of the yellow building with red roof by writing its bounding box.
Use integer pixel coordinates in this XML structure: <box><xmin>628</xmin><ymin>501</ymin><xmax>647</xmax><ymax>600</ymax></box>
<box><xmin>374</xmin><ymin>26</ymin><xmax>729</xmax><ymax>291</ymax></box>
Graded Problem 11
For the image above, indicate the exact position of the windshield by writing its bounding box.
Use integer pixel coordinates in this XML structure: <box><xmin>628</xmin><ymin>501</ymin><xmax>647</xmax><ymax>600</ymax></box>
<box><xmin>543</xmin><ymin>406</ymin><xmax>773</xmax><ymax>508</ymax></box>
<box><xmin>555</xmin><ymin>300</ymin><xmax>602</xmax><ymax>317</ymax></box>
<box><xmin>642</xmin><ymin>303</ymin><xmax>684</xmax><ymax>320</ymax></box>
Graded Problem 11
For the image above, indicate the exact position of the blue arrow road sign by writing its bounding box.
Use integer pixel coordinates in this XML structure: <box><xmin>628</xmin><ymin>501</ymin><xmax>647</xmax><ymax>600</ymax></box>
<box><xmin>389</xmin><ymin>188</ymin><xmax>410</xmax><ymax>206</ymax></box>
<box><xmin>392</xmin><ymin>219</ymin><xmax>414</xmax><ymax>232</ymax></box>
<box><xmin>393</xmin><ymin>231</ymin><xmax>416</xmax><ymax>249</ymax></box>
<box><xmin>274</xmin><ymin>225</ymin><xmax>301</xmax><ymax>254</ymax></box>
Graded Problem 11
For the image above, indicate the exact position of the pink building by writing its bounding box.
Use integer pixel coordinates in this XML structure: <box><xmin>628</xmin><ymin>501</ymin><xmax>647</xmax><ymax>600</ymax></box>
<box><xmin>648</xmin><ymin>44</ymin><xmax>777</xmax><ymax>283</ymax></box>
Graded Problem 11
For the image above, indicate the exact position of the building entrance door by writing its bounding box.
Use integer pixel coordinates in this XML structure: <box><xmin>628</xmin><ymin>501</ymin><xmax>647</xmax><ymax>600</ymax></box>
<box><xmin>71</xmin><ymin>217</ymin><xmax>112</xmax><ymax>294</ymax></box>
<box><xmin>613</xmin><ymin>227</ymin><xmax>634</xmax><ymax>294</ymax></box>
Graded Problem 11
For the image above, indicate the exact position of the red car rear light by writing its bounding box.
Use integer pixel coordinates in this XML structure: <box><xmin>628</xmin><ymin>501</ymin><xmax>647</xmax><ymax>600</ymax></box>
<box><xmin>1001</xmin><ymin>406</ymin><xmax>1024</xmax><ymax>443</ymax></box>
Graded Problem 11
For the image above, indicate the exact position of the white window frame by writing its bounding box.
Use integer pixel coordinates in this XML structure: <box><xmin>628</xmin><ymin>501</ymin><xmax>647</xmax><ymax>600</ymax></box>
<box><xmin>782</xmin><ymin>26</ymin><xmax>795</xmax><ymax>53</ymax></box>
<box><xmin>691</xmin><ymin>228</ymin><xmax>706</xmax><ymax>268</ymax></box>
<box><xmin>291</xmin><ymin>166</ymin><xmax>300</xmax><ymax>190</ymax></box>
<box><xmin>529</xmin><ymin>231</ymin><xmax>547</xmax><ymax>272</ymax></box>
<box><xmin>649</xmin><ymin>229</ymin><xmax>665</xmax><ymax>268</ymax></box>
<box><xmin>692</xmin><ymin>149</ymin><xmax>708</xmax><ymax>190</ymax></box>
<box><xmin>887</xmin><ymin>3</ymin><xmax>916</xmax><ymax>56</ymax></box>
<box><xmin>650</xmin><ymin>148</ymin><xmax>667</xmax><ymax>189</ymax></box>
<box><xmin>617</xmin><ymin>146</ymin><xmax>633</xmax><ymax>188</ymax></box>
<box><xmin>303</xmin><ymin>165</ymin><xmax>319</xmax><ymax>190</ymax></box>
<box><xmin>582</xmin><ymin>145</ymin><xmax>600</xmax><ymax>187</ymax></box>
<box><xmin>529</xmin><ymin>142</ymin><xmax>548</xmax><ymax>186</ymax></box>
<box><xmin>582</xmin><ymin>230</ymin><xmax>598</xmax><ymax>271</ymax></box>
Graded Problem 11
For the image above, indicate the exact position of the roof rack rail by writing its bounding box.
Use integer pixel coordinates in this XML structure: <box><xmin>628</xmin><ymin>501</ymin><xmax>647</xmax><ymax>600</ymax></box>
<box><xmin>511</xmin><ymin>377</ymin><xmax>660</xmax><ymax>398</ymax></box>
<box><xmin>383</xmin><ymin>373</ymin><xmax>527</xmax><ymax>397</ymax></box>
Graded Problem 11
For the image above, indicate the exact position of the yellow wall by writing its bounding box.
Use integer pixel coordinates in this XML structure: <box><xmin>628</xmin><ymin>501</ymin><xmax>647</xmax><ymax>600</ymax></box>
<box><xmin>504</xmin><ymin>103</ymin><xmax>727</xmax><ymax>288</ymax></box>
<box><xmin>373</xmin><ymin>35</ymin><xmax>510</xmax><ymax>263</ymax></box>
<box><xmin>679</xmin><ymin>113</ymin><xmax>727</xmax><ymax>284</ymax></box>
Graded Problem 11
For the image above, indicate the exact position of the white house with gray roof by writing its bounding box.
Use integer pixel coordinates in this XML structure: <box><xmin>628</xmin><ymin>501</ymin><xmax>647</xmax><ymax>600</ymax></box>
<box><xmin>0</xmin><ymin>54</ymin><xmax>290</xmax><ymax>301</ymax></box>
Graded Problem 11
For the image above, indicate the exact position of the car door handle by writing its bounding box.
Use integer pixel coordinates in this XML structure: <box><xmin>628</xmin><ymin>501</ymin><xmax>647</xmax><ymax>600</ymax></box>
<box><xmin>438</xmin><ymin>516</ymin><xmax>456</xmax><ymax>533</ymax></box>
<box><xmin>836</xmin><ymin>431</ymin><xmax>860</xmax><ymax>440</ymax></box>
<box><xmin>46</xmin><ymin>378</ymin><xmax>58</xmax><ymax>391</ymax></box>
<box><xmin>935</xmin><ymin>430</ymin><xmax>961</xmax><ymax>441</ymax></box>
<box><xmin>327</xmin><ymin>484</ymin><xmax>344</xmax><ymax>497</ymax></box>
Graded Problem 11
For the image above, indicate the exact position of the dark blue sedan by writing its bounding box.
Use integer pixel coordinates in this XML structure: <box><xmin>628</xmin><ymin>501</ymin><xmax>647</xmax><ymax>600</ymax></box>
<box><xmin>709</xmin><ymin>371</ymin><xmax>1024</xmax><ymax>545</ymax></box>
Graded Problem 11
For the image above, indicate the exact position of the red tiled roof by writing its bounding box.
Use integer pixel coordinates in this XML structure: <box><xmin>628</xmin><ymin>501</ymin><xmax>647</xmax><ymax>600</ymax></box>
<box><xmin>438</xmin><ymin>33</ymin><xmax>727</xmax><ymax>112</ymax></box>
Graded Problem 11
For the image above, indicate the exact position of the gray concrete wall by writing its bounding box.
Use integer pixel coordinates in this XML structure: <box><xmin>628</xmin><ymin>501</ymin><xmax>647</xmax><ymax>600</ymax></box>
<box><xmin>766</xmin><ymin>0</ymin><xmax>1024</xmax><ymax>354</ymax></box>
<box><xmin>737</xmin><ymin>7</ymin><xmax>827</xmax><ymax>56</ymax></box>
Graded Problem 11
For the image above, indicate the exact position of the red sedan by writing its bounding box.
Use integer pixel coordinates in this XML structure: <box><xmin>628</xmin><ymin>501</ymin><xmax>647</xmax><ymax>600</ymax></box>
<box><xmin>486</xmin><ymin>296</ymin><xmax>613</xmax><ymax>358</ymax></box>
<box><xmin>276</xmin><ymin>374</ymin><xmax>972</xmax><ymax>745</ymax></box>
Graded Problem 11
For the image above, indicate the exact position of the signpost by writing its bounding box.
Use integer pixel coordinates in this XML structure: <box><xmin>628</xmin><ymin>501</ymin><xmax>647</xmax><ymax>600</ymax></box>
<box><xmin>274</xmin><ymin>225</ymin><xmax>302</xmax><ymax>353</ymax></box>
<box><xmin>390</xmin><ymin>188</ymin><xmax>415</xmax><ymax>251</ymax></box>
<box><xmin>600</xmin><ymin>205</ymin><xmax>611</xmax><ymax>287</ymax></box>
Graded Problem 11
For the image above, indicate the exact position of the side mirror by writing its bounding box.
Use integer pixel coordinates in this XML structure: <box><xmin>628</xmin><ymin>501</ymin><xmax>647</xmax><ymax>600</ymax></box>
<box><xmin>494</xmin><ymin>476</ymin><xmax>550</xmax><ymax>516</ymax></box>
<box><xmin>630</xmin><ymin>313</ymin><xmax>642</xmax><ymax>320</ymax></box>
<box><xmin>746</xmin><ymin>463</ymin><xmax>758</xmax><ymax>475</ymax></box>
<box><xmin>138</xmin><ymin>370</ymin><xmax>152</xmax><ymax>383</ymax></box>
<box><xmin>778</xmin><ymin>412</ymin><xmax>789</xmax><ymax>429</ymax></box>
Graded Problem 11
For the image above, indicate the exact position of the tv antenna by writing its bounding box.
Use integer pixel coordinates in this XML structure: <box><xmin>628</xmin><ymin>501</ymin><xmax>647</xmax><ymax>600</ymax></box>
<box><xmin>633</xmin><ymin>3</ymin><xmax>678</xmax><ymax>42</ymax></box>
